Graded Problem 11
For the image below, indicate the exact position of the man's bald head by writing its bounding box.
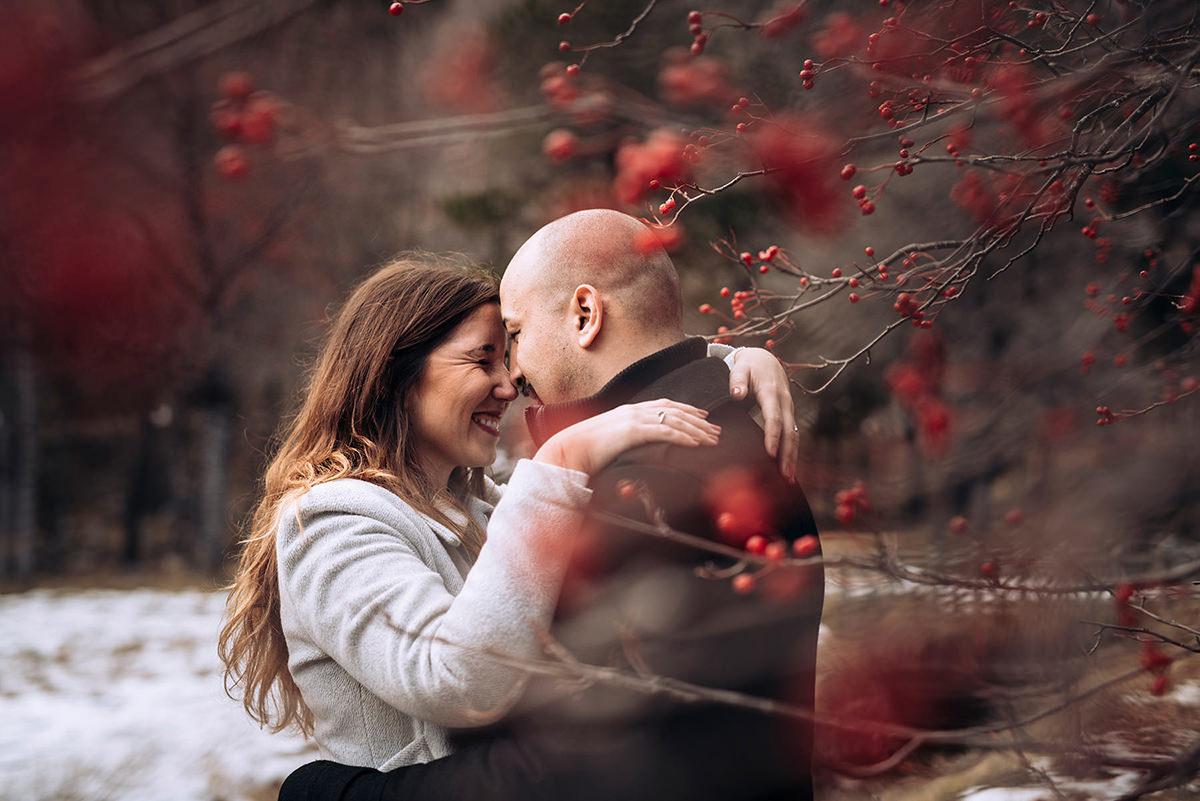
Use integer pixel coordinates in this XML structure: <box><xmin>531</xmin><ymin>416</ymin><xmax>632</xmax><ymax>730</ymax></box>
<box><xmin>504</xmin><ymin>209</ymin><xmax>683</xmax><ymax>332</ymax></box>
<box><xmin>500</xmin><ymin>209</ymin><xmax>686</xmax><ymax>403</ymax></box>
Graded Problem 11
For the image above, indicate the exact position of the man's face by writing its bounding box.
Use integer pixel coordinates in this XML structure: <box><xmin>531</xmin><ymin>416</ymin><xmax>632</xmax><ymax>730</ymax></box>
<box><xmin>499</xmin><ymin>271</ymin><xmax>581</xmax><ymax>405</ymax></box>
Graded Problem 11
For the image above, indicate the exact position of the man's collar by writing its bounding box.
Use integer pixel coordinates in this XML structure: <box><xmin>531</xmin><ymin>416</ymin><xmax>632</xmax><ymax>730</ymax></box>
<box><xmin>524</xmin><ymin>337</ymin><xmax>708</xmax><ymax>447</ymax></box>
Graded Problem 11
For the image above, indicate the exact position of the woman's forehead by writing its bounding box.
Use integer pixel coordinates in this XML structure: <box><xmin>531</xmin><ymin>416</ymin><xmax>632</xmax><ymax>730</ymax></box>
<box><xmin>443</xmin><ymin>303</ymin><xmax>505</xmax><ymax>345</ymax></box>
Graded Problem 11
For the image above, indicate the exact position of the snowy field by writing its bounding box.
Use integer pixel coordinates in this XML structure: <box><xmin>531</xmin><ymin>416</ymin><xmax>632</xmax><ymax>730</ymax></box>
<box><xmin>0</xmin><ymin>586</ymin><xmax>1191</xmax><ymax>801</ymax></box>
<box><xmin>0</xmin><ymin>588</ymin><xmax>317</xmax><ymax>801</ymax></box>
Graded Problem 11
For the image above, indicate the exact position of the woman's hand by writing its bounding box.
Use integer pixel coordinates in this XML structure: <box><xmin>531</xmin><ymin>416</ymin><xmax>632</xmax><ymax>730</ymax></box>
<box><xmin>727</xmin><ymin>348</ymin><xmax>799</xmax><ymax>482</ymax></box>
<box><xmin>534</xmin><ymin>399</ymin><xmax>720</xmax><ymax>476</ymax></box>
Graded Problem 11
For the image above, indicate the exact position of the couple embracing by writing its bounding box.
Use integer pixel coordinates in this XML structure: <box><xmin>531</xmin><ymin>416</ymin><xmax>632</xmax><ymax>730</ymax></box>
<box><xmin>219</xmin><ymin>209</ymin><xmax>824</xmax><ymax>801</ymax></box>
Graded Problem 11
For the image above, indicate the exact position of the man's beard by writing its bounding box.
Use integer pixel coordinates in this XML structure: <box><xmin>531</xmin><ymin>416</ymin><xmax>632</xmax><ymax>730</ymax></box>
<box><xmin>518</xmin><ymin>380</ymin><xmax>542</xmax><ymax>405</ymax></box>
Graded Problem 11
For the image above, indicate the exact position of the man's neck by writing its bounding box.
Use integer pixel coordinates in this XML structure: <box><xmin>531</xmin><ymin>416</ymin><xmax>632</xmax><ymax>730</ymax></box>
<box><xmin>525</xmin><ymin>336</ymin><xmax>708</xmax><ymax>447</ymax></box>
<box><xmin>588</xmin><ymin>335</ymin><xmax>685</xmax><ymax>397</ymax></box>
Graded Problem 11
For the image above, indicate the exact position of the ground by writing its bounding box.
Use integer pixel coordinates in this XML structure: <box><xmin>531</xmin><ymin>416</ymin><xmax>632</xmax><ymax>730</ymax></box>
<box><xmin>0</xmin><ymin>586</ymin><xmax>317</xmax><ymax>801</ymax></box>
<box><xmin>2</xmin><ymin>559</ymin><xmax>1197</xmax><ymax>800</ymax></box>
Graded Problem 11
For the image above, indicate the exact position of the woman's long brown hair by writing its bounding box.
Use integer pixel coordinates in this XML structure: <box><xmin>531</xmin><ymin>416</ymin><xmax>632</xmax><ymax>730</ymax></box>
<box><xmin>218</xmin><ymin>253</ymin><xmax>500</xmax><ymax>736</ymax></box>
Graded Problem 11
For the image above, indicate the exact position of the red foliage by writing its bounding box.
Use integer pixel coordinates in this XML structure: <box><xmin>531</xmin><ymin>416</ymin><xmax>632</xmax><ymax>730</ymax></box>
<box><xmin>989</xmin><ymin>62</ymin><xmax>1062</xmax><ymax>149</ymax></box>
<box><xmin>423</xmin><ymin>28</ymin><xmax>503</xmax><ymax>113</ymax></box>
<box><xmin>950</xmin><ymin>171</ymin><xmax>1000</xmax><ymax>225</ymax></box>
<box><xmin>657</xmin><ymin>49</ymin><xmax>735</xmax><ymax>108</ymax></box>
<box><xmin>885</xmin><ymin>332</ymin><xmax>953</xmax><ymax>457</ymax></box>
<box><xmin>703</xmin><ymin>466</ymin><xmax>779</xmax><ymax>546</ymax></box>
<box><xmin>613</xmin><ymin>129</ymin><xmax>691</xmax><ymax>204</ymax></box>
<box><xmin>633</xmin><ymin>223</ymin><xmax>685</xmax><ymax>254</ymax></box>
<box><xmin>757</xmin><ymin>3</ymin><xmax>807</xmax><ymax>39</ymax></box>
<box><xmin>812</xmin><ymin>12</ymin><xmax>864</xmax><ymax>60</ymax></box>
<box><xmin>745</xmin><ymin>116</ymin><xmax>847</xmax><ymax>235</ymax></box>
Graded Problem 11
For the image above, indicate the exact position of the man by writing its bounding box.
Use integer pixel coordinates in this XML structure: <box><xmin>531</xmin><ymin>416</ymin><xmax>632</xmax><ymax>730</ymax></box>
<box><xmin>280</xmin><ymin>210</ymin><xmax>824</xmax><ymax>801</ymax></box>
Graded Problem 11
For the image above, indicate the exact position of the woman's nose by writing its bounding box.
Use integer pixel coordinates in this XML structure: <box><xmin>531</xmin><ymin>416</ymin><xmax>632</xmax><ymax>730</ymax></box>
<box><xmin>494</xmin><ymin>371</ymin><xmax>518</xmax><ymax>401</ymax></box>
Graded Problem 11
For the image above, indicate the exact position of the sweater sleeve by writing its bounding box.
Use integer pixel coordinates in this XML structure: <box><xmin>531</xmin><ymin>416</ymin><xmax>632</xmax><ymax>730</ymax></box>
<box><xmin>276</xmin><ymin>459</ymin><xmax>592</xmax><ymax>728</ymax></box>
<box><xmin>705</xmin><ymin>341</ymin><xmax>742</xmax><ymax>368</ymax></box>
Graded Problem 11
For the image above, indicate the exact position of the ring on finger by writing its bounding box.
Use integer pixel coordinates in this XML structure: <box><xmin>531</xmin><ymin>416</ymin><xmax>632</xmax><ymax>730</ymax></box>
<box><xmin>657</xmin><ymin>409</ymin><xmax>668</xmax><ymax>425</ymax></box>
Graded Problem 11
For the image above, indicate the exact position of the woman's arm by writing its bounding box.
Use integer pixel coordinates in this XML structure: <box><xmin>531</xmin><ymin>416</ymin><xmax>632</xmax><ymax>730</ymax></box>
<box><xmin>277</xmin><ymin>461</ymin><xmax>592</xmax><ymax>729</ymax></box>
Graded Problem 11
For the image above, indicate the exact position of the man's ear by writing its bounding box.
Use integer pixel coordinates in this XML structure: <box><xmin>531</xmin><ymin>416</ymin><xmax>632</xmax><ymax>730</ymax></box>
<box><xmin>572</xmin><ymin>284</ymin><xmax>602</xmax><ymax>349</ymax></box>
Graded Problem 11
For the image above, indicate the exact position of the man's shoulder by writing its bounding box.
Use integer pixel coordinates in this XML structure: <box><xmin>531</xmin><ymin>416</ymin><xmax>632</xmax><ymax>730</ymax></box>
<box><xmin>627</xmin><ymin>354</ymin><xmax>734</xmax><ymax>412</ymax></box>
<box><xmin>617</xmin><ymin>355</ymin><xmax>771</xmax><ymax>475</ymax></box>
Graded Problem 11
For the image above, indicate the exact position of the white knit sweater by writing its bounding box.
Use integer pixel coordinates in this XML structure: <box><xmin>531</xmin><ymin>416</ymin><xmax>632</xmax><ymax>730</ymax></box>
<box><xmin>275</xmin><ymin>459</ymin><xmax>592</xmax><ymax>770</ymax></box>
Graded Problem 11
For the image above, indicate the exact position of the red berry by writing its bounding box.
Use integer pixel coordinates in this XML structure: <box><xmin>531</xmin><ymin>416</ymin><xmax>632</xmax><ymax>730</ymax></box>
<box><xmin>840</xmin><ymin>163</ymin><xmax>856</xmax><ymax>180</ymax></box>
<box><xmin>979</xmin><ymin>560</ymin><xmax>997</xmax><ymax>579</ymax></box>
<box><xmin>219</xmin><ymin>71</ymin><xmax>254</xmax><ymax>102</ymax></box>
<box><xmin>852</xmin><ymin>184</ymin><xmax>867</xmax><ymax>199</ymax></box>
<box><xmin>745</xmin><ymin>535</ymin><xmax>768</xmax><ymax>555</ymax></box>
<box><xmin>792</xmin><ymin>535</ymin><xmax>819</xmax><ymax>558</ymax></box>
<box><xmin>720</xmin><ymin>286</ymin><xmax>731</xmax><ymax>298</ymax></box>
<box><xmin>860</xmin><ymin>201</ymin><xmax>876</xmax><ymax>215</ymax></box>
<box><xmin>239</xmin><ymin>97</ymin><xmax>278</xmax><ymax>144</ymax></box>
<box><xmin>687</xmin><ymin>10</ymin><xmax>702</xmax><ymax>25</ymax></box>
<box><xmin>214</xmin><ymin>145</ymin><xmax>250</xmax><ymax>179</ymax></box>
<box><xmin>565</xmin><ymin>63</ymin><xmax>580</xmax><ymax>76</ymax></box>
<box><xmin>716</xmin><ymin>512</ymin><xmax>738</xmax><ymax>536</ymax></box>
<box><xmin>557</xmin><ymin>12</ymin><xmax>571</xmax><ymax>24</ymax></box>
<box><xmin>209</xmin><ymin>101</ymin><xmax>243</xmax><ymax>139</ymax></box>
<box><xmin>732</xmin><ymin>574</ymin><xmax>756</xmax><ymax>594</ymax></box>
<box><xmin>831</xmin><ymin>267</ymin><xmax>842</xmax><ymax>278</ymax></box>
<box><xmin>764</xmin><ymin>541</ymin><xmax>787</xmax><ymax>562</ymax></box>
<box><xmin>848</xmin><ymin>292</ymin><xmax>860</xmax><ymax>303</ymax></box>
<box><xmin>542</xmin><ymin>129</ymin><xmax>578</xmax><ymax>162</ymax></box>
<box><xmin>388</xmin><ymin>2</ymin><xmax>404</xmax><ymax>16</ymax></box>
<box><xmin>616</xmin><ymin>479</ymin><xmax>639</xmax><ymax>501</ymax></box>
<box><xmin>559</xmin><ymin>40</ymin><xmax>571</xmax><ymax>52</ymax></box>
<box><xmin>864</xmin><ymin>246</ymin><xmax>874</xmax><ymax>257</ymax></box>
<box><xmin>699</xmin><ymin>303</ymin><xmax>714</xmax><ymax>314</ymax></box>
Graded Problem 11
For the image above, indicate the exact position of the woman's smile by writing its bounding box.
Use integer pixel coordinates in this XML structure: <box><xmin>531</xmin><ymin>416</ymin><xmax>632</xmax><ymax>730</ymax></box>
<box><xmin>470</xmin><ymin>410</ymin><xmax>503</xmax><ymax>437</ymax></box>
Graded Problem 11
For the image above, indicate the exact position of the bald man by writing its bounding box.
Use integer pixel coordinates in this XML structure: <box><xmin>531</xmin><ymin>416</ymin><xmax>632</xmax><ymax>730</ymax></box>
<box><xmin>280</xmin><ymin>210</ymin><xmax>824</xmax><ymax>801</ymax></box>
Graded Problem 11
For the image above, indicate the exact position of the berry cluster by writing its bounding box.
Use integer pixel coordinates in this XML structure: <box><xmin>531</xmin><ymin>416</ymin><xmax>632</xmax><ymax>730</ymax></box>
<box><xmin>686</xmin><ymin>11</ymin><xmax>707</xmax><ymax>56</ymax></box>
<box><xmin>210</xmin><ymin>73</ymin><xmax>280</xmax><ymax>180</ymax></box>
<box><xmin>834</xmin><ymin>481</ymin><xmax>870</xmax><ymax>526</ymax></box>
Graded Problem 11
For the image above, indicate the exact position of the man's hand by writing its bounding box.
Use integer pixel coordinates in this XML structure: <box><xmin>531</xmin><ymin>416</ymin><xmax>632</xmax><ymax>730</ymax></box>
<box><xmin>728</xmin><ymin>348</ymin><xmax>799</xmax><ymax>482</ymax></box>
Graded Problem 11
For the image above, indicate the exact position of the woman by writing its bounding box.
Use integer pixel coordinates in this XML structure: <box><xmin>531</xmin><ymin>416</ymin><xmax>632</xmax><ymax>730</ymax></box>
<box><xmin>218</xmin><ymin>253</ymin><xmax>796</xmax><ymax>771</ymax></box>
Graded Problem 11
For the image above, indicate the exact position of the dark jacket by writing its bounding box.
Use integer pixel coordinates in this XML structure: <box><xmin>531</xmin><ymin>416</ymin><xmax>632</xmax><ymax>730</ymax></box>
<box><xmin>279</xmin><ymin>338</ymin><xmax>823</xmax><ymax>801</ymax></box>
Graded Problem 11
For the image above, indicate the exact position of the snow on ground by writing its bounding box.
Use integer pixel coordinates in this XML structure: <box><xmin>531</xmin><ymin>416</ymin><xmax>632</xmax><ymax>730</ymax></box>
<box><xmin>0</xmin><ymin>588</ymin><xmax>317</xmax><ymax>801</ymax></box>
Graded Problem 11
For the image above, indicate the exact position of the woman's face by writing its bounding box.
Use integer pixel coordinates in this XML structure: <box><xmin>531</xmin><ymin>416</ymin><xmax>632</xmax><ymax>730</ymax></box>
<box><xmin>409</xmin><ymin>303</ymin><xmax>517</xmax><ymax>481</ymax></box>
